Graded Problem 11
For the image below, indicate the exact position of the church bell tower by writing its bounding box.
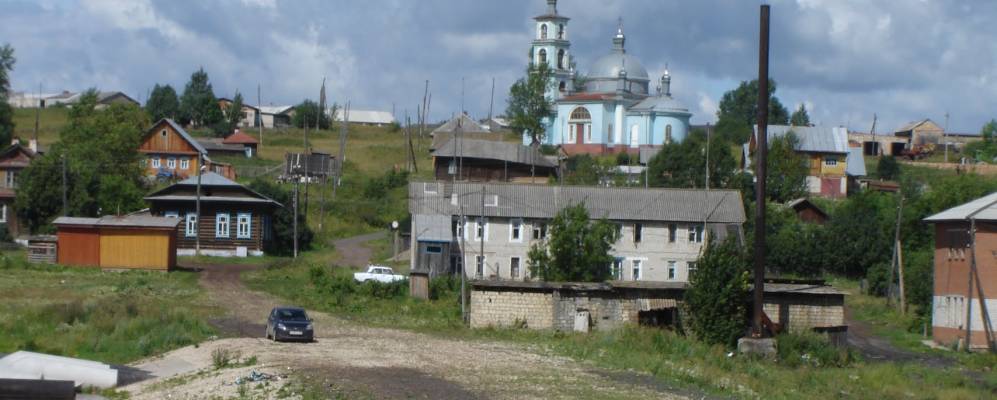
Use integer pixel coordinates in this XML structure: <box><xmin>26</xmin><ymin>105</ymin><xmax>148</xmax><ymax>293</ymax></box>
<box><xmin>530</xmin><ymin>0</ymin><xmax>572</xmax><ymax>99</ymax></box>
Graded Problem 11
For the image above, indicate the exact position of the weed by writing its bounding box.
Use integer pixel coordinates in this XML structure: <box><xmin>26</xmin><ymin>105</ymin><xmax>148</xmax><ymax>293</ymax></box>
<box><xmin>211</xmin><ymin>348</ymin><xmax>241</xmax><ymax>369</ymax></box>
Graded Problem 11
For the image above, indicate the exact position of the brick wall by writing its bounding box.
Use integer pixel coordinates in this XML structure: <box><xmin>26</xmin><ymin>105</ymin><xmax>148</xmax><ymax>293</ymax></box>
<box><xmin>469</xmin><ymin>289</ymin><xmax>554</xmax><ymax>329</ymax></box>
<box><xmin>763</xmin><ymin>295</ymin><xmax>845</xmax><ymax>333</ymax></box>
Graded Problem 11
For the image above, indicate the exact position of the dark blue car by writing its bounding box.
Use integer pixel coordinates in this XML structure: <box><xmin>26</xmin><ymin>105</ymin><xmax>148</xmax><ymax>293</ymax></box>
<box><xmin>265</xmin><ymin>306</ymin><xmax>314</xmax><ymax>342</ymax></box>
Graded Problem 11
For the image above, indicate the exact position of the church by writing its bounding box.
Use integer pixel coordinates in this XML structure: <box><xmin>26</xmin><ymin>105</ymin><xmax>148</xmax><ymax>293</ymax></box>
<box><xmin>525</xmin><ymin>0</ymin><xmax>693</xmax><ymax>155</ymax></box>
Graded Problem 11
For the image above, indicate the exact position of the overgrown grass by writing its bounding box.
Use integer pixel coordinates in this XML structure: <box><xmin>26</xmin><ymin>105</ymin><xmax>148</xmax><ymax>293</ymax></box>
<box><xmin>12</xmin><ymin>106</ymin><xmax>68</xmax><ymax>145</ymax></box>
<box><xmin>0</xmin><ymin>252</ymin><xmax>218</xmax><ymax>364</ymax></box>
<box><xmin>247</xmin><ymin>259</ymin><xmax>997</xmax><ymax>399</ymax></box>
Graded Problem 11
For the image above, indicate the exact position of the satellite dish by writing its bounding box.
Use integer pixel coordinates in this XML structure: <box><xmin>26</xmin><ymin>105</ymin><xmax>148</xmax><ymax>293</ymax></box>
<box><xmin>391</xmin><ymin>220</ymin><xmax>399</xmax><ymax>229</ymax></box>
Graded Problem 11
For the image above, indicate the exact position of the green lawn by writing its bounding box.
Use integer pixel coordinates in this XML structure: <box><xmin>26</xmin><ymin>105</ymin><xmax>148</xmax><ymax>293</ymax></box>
<box><xmin>0</xmin><ymin>252</ymin><xmax>219</xmax><ymax>364</ymax></box>
<box><xmin>246</xmin><ymin>260</ymin><xmax>997</xmax><ymax>399</ymax></box>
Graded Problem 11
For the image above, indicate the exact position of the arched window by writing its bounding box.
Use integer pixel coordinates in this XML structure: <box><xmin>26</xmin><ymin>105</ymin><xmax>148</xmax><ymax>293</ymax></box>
<box><xmin>557</xmin><ymin>49</ymin><xmax>565</xmax><ymax>69</ymax></box>
<box><xmin>559</xmin><ymin>81</ymin><xmax>566</xmax><ymax>92</ymax></box>
<box><xmin>538</xmin><ymin>49</ymin><xmax>547</xmax><ymax>65</ymax></box>
<box><xmin>557</xmin><ymin>24</ymin><xmax>565</xmax><ymax>39</ymax></box>
<box><xmin>665</xmin><ymin>124</ymin><xmax>673</xmax><ymax>144</ymax></box>
<box><xmin>540</xmin><ymin>24</ymin><xmax>547</xmax><ymax>39</ymax></box>
<box><xmin>569</xmin><ymin>107</ymin><xmax>591</xmax><ymax>121</ymax></box>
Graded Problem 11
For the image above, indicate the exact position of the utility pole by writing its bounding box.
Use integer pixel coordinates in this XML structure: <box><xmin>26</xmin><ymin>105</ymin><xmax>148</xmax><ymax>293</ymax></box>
<box><xmin>33</xmin><ymin>83</ymin><xmax>40</xmax><ymax>143</ymax></box>
<box><xmin>257</xmin><ymin>84</ymin><xmax>263</xmax><ymax>150</ymax></box>
<box><xmin>944</xmin><ymin>112</ymin><xmax>950</xmax><ymax>163</ymax></box>
<box><xmin>61</xmin><ymin>153</ymin><xmax>67</xmax><ymax>216</ymax></box>
<box><xmin>479</xmin><ymin>185</ymin><xmax>486</xmax><ymax>278</ymax></box>
<box><xmin>888</xmin><ymin>195</ymin><xmax>903</xmax><ymax>306</ymax></box>
<box><xmin>751</xmin><ymin>4</ymin><xmax>771</xmax><ymax>338</ymax></box>
<box><xmin>293</xmin><ymin>179</ymin><xmax>299</xmax><ymax>258</ymax></box>
<box><xmin>459</xmin><ymin>195</ymin><xmax>467</xmax><ymax>323</ymax></box>
<box><xmin>487</xmin><ymin>77</ymin><xmax>495</xmax><ymax>122</ymax></box>
<box><xmin>195</xmin><ymin>152</ymin><xmax>203</xmax><ymax>255</ymax></box>
<box><xmin>333</xmin><ymin>102</ymin><xmax>350</xmax><ymax>198</ymax></box>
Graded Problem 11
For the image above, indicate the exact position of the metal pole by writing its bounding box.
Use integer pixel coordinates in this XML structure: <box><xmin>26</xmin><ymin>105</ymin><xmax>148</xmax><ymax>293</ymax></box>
<box><xmin>751</xmin><ymin>4</ymin><xmax>771</xmax><ymax>338</ymax></box>
<box><xmin>195</xmin><ymin>152</ymin><xmax>202</xmax><ymax>255</ymax></box>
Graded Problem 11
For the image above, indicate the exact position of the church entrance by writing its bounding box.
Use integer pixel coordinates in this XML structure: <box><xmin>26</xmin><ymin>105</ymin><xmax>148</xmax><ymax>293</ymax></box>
<box><xmin>575</xmin><ymin>124</ymin><xmax>584</xmax><ymax>144</ymax></box>
<box><xmin>568</xmin><ymin>107</ymin><xmax>592</xmax><ymax>146</ymax></box>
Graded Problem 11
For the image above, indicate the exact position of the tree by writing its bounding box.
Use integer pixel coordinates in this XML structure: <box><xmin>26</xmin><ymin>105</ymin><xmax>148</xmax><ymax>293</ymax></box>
<box><xmin>223</xmin><ymin>91</ymin><xmax>245</xmax><ymax>135</ymax></box>
<box><xmin>982</xmin><ymin>119</ymin><xmax>997</xmax><ymax>142</ymax></box>
<box><xmin>527</xmin><ymin>203</ymin><xmax>621</xmax><ymax>281</ymax></box>
<box><xmin>647</xmin><ymin>129</ymin><xmax>737</xmax><ymax>189</ymax></box>
<box><xmin>563</xmin><ymin>154</ymin><xmax>623</xmax><ymax>186</ymax></box>
<box><xmin>248</xmin><ymin>178</ymin><xmax>314</xmax><ymax>255</ymax></box>
<box><xmin>291</xmin><ymin>99</ymin><xmax>331</xmax><ymax>130</ymax></box>
<box><xmin>506</xmin><ymin>64</ymin><xmax>554</xmax><ymax>145</ymax></box>
<box><xmin>715</xmin><ymin>79</ymin><xmax>790</xmax><ymax>144</ymax></box>
<box><xmin>683</xmin><ymin>238</ymin><xmax>750</xmax><ymax>347</ymax></box>
<box><xmin>145</xmin><ymin>84</ymin><xmax>180</xmax><ymax>121</ymax></box>
<box><xmin>16</xmin><ymin>90</ymin><xmax>149</xmax><ymax>232</ymax></box>
<box><xmin>764</xmin><ymin>131</ymin><xmax>808</xmax><ymax>203</ymax></box>
<box><xmin>790</xmin><ymin>104</ymin><xmax>810</xmax><ymax>127</ymax></box>
<box><xmin>876</xmin><ymin>155</ymin><xmax>900</xmax><ymax>180</ymax></box>
<box><xmin>964</xmin><ymin>119</ymin><xmax>997</xmax><ymax>162</ymax></box>
<box><xmin>0</xmin><ymin>44</ymin><xmax>15</xmax><ymax>147</ymax></box>
<box><xmin>179</xmin><ymin>67</ymin><xmax>223</xmax><ymax>127</ymax></box>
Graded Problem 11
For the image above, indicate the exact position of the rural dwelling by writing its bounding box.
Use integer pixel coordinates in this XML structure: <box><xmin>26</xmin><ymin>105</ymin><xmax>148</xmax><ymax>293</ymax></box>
<box><xmin>470</xmin><ymin>280</ymin><xmax>845</xmax><ymax>338</ymax></box>
<box><xmin>431</xmin><ymin>137</ymin><xmax>559</xmax><ymax>183</ymax></box>
<box><xmin>198</xmin><ymin>130</ymin><xmax>259</xmax><ymax>159</ymax></box>
<box><xmin>222</xmin><ymin>130</ymin><xmax>259</xmax><ymax>157</ymax></box>
<box><xmin>848</xmin><ymin>131</ymin><xmax>908</xmax><ymax>156</ymax></box>
<box><xmin>218</xmin><ymin>98</ymin><xmax>260</xmax><ymax>128</ymax></box>
<box><xmin>431</xmin><ymin>113</ymin><xmax>489</xmax><ymax>137</ymax></box>
<box><xmin>409</xmin><ymin>182</ymin><xmax>745</xmax><ymax>281</ymax></box>
<box><xmin>138</xmin><ymin>119</ymin><xmax>236</xmax><ymax>181</ymax></box>
<box><xmin>46</xmin><ymin>91</ymin><xmax>139</xmax><ymax>109</ymax></box>
<box><xmin>784</xmin><ymin>198</ymin><xmax>829</xmax><ymax>224</ymax></box>
<box><xmin>0</xmin><ymin>142</ymin><xmax>40</xmax><ymax>238</ymax></box>
<box><xmin>745</xmin><ymin>125</ymin><xmax>866</xmax><ymax>198</ymax></box>
<box><xmin>145</xmin><ymin>172</ymin><xmax>281</xmax><ymax>257</ymax></box>
<box><xmin>258</xmin><ymin>106</ymin><xmax>294</xmax><ymax>128</ymax></box>
<box><xmin>52</xmin><ymin>216</ymin><xmax>179</xmax><ymax>270</ymax></box>
<box><xmin>332</xmin><ymin>109</ymin><xmax>396</xmax><ymax>126</ymax></box>
<box><xmin>283</xmin><ymin>152</ymin><xmax>337</xmax><ymax>181</ymax></box>
<box><xmin>481</xmin><ymin>117</ymin><xmax>510</xmax><ymax>132</ymax></box>
<box><xmin>924</xmin><ymin>194</ymin><xmax>997</xmax><ymax>350</ymax></box>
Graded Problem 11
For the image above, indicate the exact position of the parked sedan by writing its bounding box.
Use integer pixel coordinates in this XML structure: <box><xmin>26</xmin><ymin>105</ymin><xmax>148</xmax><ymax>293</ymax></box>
<box><xmin>265</xmin><ymin>306</ymin><xmax>314</xmax><ymax>342</ymax></box>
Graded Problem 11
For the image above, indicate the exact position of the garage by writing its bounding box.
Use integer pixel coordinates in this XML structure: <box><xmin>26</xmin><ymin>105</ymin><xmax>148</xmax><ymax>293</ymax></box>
<box><xmin>53</xmin><ymin>216</ymin><xmax>180</xmax><ymax>271</ymax></box>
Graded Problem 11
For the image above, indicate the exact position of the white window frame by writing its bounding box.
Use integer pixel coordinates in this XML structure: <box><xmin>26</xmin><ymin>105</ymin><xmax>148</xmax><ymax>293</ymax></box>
<box><xmin>688</xmin><ymin>261</ymin><xmax>698</xmax><ymax>279</ymax></box>
<box><xmin>151</xmin><ymin>157</ymin><xmax>161</xmax><ymax>169</ymax></box>
<box><xmin>0</xmin><ymin>204</ymin><xmax>7</xmax><ymax>223</ymax></box>
<box><xmin>824</xmin><ymin>157</ymin><xmax>837</xmax><ymax>166</ymax></box>
<box><xmin>185</xmin><ymin>212</ymin><xmax>197</xmax><ymax>237</ymax></box>
<box><xmin>167</xmin><ymin>157</ymin><xmax>177</xmax><ymax>170</ymax></box>
<box><xmin>164</xmin><ymin>211</ymin><xmax>179</xmax><ymax>219</ymax></box>
<box><xmin>180</xmin><ymin>157</ymin><xmax>190</xmax><ymax>170</ymax></box>
<box><xmin>236</xmin><ymin>213</ymin><xmax>252</xmax><ymax>239</ymax></box>
<box><xmin>568</xmin><ymin>124</ymin><xmax>576</xmax><ymax>143</ymax></box>
<box><xmin>667</xmin><ymin>261</ymin><xmax>676</xmax><ymax>280</ymax></box>
<box><xmin>215</xmin><ymin>212</ymin><xmax>230</xmax><ymax>238</ymax></box>
<box><xmin>633</xmin><ymin>223</ymin><xmax>642</xmax><ymax>243</ymax></box>
<box><xmin>611</xmin><ymin>258</ymin><xmax>624</xmax><ymax>280</ymax></box>
<box><xmin>532</xmin><ymin>222</ymin><xmax>547</xmax><ymax>240</ymax></box>
<box><xmin>448</xmin><ymin>159</ymin><xmax>456</xmax><ymax>175</ymax></box>
<box><xmin>510</xmin><ymin>219</ymin><xmax>523</xmax><ymax>242</ymax></box>
<box><xmin>475</xmin><ymin>255</ymin><xmax>486</xmax><ymax>277</ymax></box>
<box><xmin>631</xmin><ymin>259</ymin><xmax>642</xmax><ymax>281</ymax></box>
<box><xmin>688</xmin><ymin>224</ymin><xmax>704</xmax><ymax>243</ymax></box>
<box><xmin>474</xmin><ymin>218</ymin><xmax>488</xmax><ymax>241</ymax></box>
<box><xmin>5</xmin><ymin>170</ymin><xmax>16</xmax><ymax>188</ymax></box>
<box><xmin>510</xmin><ymin>256</ymin><xmax>521</xmax><ymax>279</ymax></box>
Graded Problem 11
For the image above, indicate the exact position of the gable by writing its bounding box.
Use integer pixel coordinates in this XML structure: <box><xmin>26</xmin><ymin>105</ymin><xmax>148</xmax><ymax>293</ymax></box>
<box><xmin>140</xmin><ymin>120</ymin><xmax>200</xmax><ymax>155</ymax></box>
<box><xmin>0</xmin><ymin>145</ymin><xmax>35</xmax><ymax>169</ymax></box>
<box><xmin>915</xmin><ymin>120</ymin><xmax>943</xmax><ymax>133</ymax></box>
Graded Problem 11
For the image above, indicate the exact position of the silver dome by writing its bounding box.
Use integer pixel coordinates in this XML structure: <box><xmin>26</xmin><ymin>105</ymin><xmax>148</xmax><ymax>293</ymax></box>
<box><xmin>589</xmin><ymin>52</ymin><xmax>649</xmax><ymax>81</ymax></box>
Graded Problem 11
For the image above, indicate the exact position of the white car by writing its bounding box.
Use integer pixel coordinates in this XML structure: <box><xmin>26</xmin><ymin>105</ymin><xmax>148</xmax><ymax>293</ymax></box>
<box><xmin>353</xmin><ymin>265</ymin><xmax>406</xmax><ymax>283</ymax></box>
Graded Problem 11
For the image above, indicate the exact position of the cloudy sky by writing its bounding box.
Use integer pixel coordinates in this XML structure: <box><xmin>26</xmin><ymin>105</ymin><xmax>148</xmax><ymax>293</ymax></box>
<box><xmin>3</xmin><ymin>0</ymin><xmax>995</xmax><ymax>132</ymax></box>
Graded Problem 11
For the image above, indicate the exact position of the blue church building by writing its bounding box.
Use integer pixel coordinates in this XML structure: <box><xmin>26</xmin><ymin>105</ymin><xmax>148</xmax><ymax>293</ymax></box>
<box><xmin>526</xmin><ymin>0</ymin><xmax>692</xmax><ymax>156</ymax></box>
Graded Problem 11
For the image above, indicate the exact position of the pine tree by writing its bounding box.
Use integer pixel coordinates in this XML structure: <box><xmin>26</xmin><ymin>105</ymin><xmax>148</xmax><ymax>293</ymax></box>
<box><xmin>179</xmin><ymin>67</ymin><xmax>223</xmax><ymax>127</ymax></box>
<box><xmin>790</xmin><ymin>104</ymin><xmax>811</xmax><ymax>126</ymax></box>
<box><xmin>225</xmin><ymin>91</ymin><xmax>245</xmax><ymax>134</ymax></box>
<box><xmin>146</xmin><ymin>84</ymin><xmax>180</xmax><ymax>121</ymax></box>
<box><xmin>0</xmin><ymin>44</ymin><xmax>16</xmax><ymax>146</ymax></box>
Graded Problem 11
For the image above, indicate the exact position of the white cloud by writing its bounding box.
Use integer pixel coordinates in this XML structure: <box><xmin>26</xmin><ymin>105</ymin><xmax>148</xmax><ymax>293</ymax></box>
<box><xmin>439</xmin><ymin>32</ymin><xmax>530</xmax><ymax>61</ymax></box>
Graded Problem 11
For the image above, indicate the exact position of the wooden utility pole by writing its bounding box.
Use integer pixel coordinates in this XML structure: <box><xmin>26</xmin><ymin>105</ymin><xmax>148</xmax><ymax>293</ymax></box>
<box><xmin>333</xmin><ymin>102</ymin><xmax>350</xmax><ymax>198</ymax></box>
<box><xmin>33</xmin><ymin>83</ymin><xmax>40</xmax><ymax>143</ymax></box>
<box><xmin>257</xmin><ymin>84</ymin><xmax>263</xmax><ymax>150</ymax></box>
<box><xmin>888</xmin><ymin>196</ymin><xmax>904</xmax><ymax>306</ymax></box>
<box><xmin>751</xmin><ymin>4</ymin><xmax>771</xmax><ymax>338</ymax></box>
<box><xmin>61</xmin><ymin>153</ymin><xmax>67</xmax><ymax>216</ymax></box>
<box><xmin>293</xmin><ymin>180</ymin><xmax>299</xmax><ymax>258</ymax></box>
<box><xmin>407</xmin><ymin>113</ymin><xmax>418</xmax><ymax>173</ymax></box>
<box><xmin>897</xmin><ymin>242</ymin><xmax>906</xmax><ymax>314</ymax></box>
<box><xmin>487</xmin><ymin>77</ymin><xmax>495</xmax><ymax>121</ymax></box>
<box><xmin>195</xmin><ymin>153</ymin><xmax>203</xmax><ymax>255</ymax></box>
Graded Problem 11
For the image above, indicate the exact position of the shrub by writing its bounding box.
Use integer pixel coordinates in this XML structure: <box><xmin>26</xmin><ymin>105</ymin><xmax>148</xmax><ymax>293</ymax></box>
<box><xmin>356</xmin><ymin>279</ymin><xmax>407</xmax><ymax>299</ymax></box>
<box><xmin>212</xmin><ymin>348</ymin><xmax>240</xmax><ymax>369</ymax></box>
<box><xmin>429</xmin><ymin>276</ymin><xmax>460</xmax><ymax>301</ymax></box>
<box><xmin>776</xmin><ymin>332</ymin><xmax>854</xmax><ymax>368</ymax></box>
<box><xmin>684</xmin><ymin>238</ymin><xmax>750</xmax><ymax>347</ymax></box>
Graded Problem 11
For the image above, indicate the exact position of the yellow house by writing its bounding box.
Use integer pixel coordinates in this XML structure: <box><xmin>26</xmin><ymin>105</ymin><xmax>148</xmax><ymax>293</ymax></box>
<box><xmin>746</xmin><ymin>125</ymin><xmax>865</xmax><ymax>198</ymax></box>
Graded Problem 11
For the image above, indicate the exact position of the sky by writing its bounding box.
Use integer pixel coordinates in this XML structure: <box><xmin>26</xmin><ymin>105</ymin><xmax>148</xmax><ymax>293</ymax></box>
<box><xmin>2</xmin><ymin>0</ymin><xmax>996</xmax><ymax>133</ymax></box>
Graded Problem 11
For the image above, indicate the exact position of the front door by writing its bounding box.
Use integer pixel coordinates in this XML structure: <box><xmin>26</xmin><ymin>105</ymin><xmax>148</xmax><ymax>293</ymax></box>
<box><xmin>576</xmin><ymin>123</ymin><xmax>584</xmax><ymax>145</ymax></box>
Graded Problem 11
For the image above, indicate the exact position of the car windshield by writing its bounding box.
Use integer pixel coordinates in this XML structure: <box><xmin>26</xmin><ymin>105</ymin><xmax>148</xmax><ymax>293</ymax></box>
<box><xmin>276</xmin><ymin>309</ymin><xmax>308</xmax><ymax>321</ymax></box>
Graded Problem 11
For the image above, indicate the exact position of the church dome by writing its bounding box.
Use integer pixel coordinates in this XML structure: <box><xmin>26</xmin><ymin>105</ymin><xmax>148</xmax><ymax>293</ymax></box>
<box><xmin>589</xmin><ymin>52</ymin><xmax>649</xmax><ymax>81</ymax></box>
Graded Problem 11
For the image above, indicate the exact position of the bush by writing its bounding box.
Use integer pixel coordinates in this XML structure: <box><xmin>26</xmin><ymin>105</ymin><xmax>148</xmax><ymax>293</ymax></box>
<box><xmin>356</xmin><ymin>279</ymin><xmax>407</xmax><ymax>299</ymax></box>
<box><xmin>684</xmin><ymin>238</ymin><xmax>750</xmax><ymax>347</ymax></box>
<box><xmin>429</xmin><ymin>276</ymin><xmax>460</xmax><ymax>301</ymax></box>
<box><xmin>212</xmin><ymin>348</ymin><xmax>240</xmax><ymax>369</ymax></box>
<box><xmin>776</xmin><ymin>332</ymin><xmax>855</xmax><ymax>368</ymax></box>
<box><xmin>877</xmin><ymin>156</ymin><xmax>900</xmax><ymax>180</ymax></box>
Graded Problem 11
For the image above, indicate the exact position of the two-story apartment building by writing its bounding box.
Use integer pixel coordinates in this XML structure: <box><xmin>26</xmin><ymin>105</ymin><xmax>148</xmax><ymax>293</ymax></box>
<box><xmin>925</xmin><ymin>193</ymin><xmax>997</xmax><ymax>350</ymax></box>
<box><xmin>409</xmin><ymin>182</ymin><xmax>745</xmax><ymax>282</ymax></box>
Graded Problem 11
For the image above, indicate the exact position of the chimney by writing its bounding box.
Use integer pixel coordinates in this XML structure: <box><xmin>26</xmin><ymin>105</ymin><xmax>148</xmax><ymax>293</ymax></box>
<box><xmin>28</xmin><ymin>138</ymin><xmax>37</xmax><ymax>153</ymax></box>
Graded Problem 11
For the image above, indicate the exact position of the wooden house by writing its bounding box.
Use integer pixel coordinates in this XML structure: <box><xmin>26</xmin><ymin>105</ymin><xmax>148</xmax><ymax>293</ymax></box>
<box><xmin>785</xmin><ymin>198</ymin><xmax>829</xmax><ymax>224</ymax></box>
<box><xmin>746</xmin><ymin>125</ymin><xmax>866</xmax><ymax>198</ymax></box>
<box><xmin>221</xmin><ymin>130</ymin><xmax>259</xmax><ymax>158</ymax></box>
<box><xmin>218</xmin><ymin>98</ymin><xmax>260</xmax><ymax>128</ymax></box>
<box><xmin>0</xmin><ymin>143</ymin><xmax>40</xmax><ymax>237</ymax></box>
<box><xmin>144</xmin><ymin>172</ymin><xmax>281</xmax><ymax>257</ymax></box>
<box><xmin>430</xmin><ymin>137</ymin><xmax>558</xmax><ymax>183</ymax></box>
<box><xmin>138</xmin><ymin>119</ymin><xmax>236</xmax><ymax>181</ymax></box>
<box><xmin>53</xmin><ymin>216</ymin><xmax>180</xmax><ymax>270</ymax></box>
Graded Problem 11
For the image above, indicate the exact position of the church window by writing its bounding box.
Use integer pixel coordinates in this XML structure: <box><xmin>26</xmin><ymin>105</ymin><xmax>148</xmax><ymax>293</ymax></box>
<box><xmin>665</xmin><ymin>125</ymin><xmax>673</xmax><ymax>144</ymax></box>
<box><xmin>538</xmin><ymin>49</ymin><xmax>547</xmax><ymax>65</ymax></box>
<box><xmin>557</xmin><ymin>49</ymin><xmax>565</xmax><ymax>69</ymax></box>
<box><xmin>558</xmin><ymin>24</ymin><xmax>564</xmax><ymax>39</ymax></box>
<box><xmin>540</xmin><ymin>24</ymin><xmax>547</xmax><ymax>39</ymax></box>
<box><xmin>569</xmin><ymin>107</ymin><xmax>591</xmax><ymax>121</ymax></box>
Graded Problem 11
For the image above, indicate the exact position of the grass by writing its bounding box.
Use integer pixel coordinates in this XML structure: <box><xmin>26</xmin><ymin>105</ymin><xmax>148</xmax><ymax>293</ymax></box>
<box><xmin>246</xmin><ymin>259</ymin><xmax>997</xmax><ymax>399</ymax></box>
<box><xmin>11</xmin><ymin>107</ymin><xmax>69</xmax><ymax>145</ymax></box>
<box><xmin>0</xmin><ymin>251</ymin><xmax>219</xmax><ymax>364</ymax></box>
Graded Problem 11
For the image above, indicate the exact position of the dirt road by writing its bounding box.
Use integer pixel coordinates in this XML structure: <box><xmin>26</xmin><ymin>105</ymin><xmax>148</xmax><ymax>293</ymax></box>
<box><xmin>122</xmin><ymin>261</ymin><xmax>690</xmax><ymax>399</ymax></box>
<box><xmin>332</xmin><ymin>231</ymin><xmax>386</xmax><ymax>268</ymax></box>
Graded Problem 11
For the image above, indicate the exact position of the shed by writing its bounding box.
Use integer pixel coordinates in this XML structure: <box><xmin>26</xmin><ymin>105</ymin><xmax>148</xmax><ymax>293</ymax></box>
<box><xmin>53</xmin><ymin>216</ymin><xmax>180</xmax><ymax>270</ymax></box>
